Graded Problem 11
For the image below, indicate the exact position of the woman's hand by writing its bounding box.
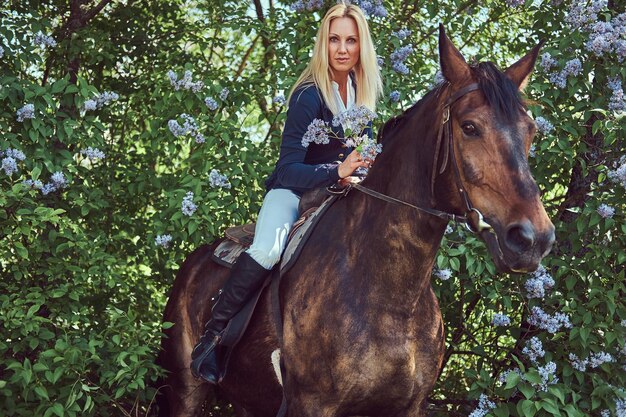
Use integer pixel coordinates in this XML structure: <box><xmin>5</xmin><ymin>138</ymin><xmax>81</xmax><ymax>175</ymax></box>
<box><xmin>337</xmin><ymin>149</ymin><xmax>372</xmax><ymax>178</ymax></box>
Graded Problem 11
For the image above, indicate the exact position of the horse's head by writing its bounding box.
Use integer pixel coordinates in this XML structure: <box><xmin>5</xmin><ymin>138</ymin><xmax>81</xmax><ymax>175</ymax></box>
<box><xmin>436</xmin><ymin>26</ymin><xmax>555</xmax><ymax>273</ymax></box>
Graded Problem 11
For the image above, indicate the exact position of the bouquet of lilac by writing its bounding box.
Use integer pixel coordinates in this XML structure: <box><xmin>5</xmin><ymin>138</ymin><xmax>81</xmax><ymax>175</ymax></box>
<box><xmin>301</xmin><ymin>105</ymin><xmax>382</xmax><ymax>166</ymax></box>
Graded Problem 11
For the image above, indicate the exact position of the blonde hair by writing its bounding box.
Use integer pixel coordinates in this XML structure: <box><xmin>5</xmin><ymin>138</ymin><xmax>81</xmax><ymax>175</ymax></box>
<box><xmin>288</xmin><ymin>3</ymin><xmax>382</xmax><ymax>115</ymax></box>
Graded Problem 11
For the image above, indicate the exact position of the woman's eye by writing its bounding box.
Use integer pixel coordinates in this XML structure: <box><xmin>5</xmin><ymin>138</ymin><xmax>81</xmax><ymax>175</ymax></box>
<box><xmin>330</xmin><ymin>37</ymin><xmax>338</xmax><ymax>42</ymax></box>
<box><xmin>347</xmin><ymin>38</ymin><xmax>356</xmax><ymax>44</ymax></box>
<box><xmin>461</xmin><ymin>122</ymin><xmax>479</xmax><ymax>136</ymax></box>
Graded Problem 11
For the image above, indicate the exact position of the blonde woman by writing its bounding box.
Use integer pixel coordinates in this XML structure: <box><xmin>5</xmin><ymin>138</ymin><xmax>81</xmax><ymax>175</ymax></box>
<box><xmin>191</xmin><ymin>2</ymin><xmax>382</xmax><ymax>384</ymax></box>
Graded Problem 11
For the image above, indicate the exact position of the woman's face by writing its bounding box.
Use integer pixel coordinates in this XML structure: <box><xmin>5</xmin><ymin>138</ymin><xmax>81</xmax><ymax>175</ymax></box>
<box><xmin>327</xmin><ymin>17</ymin><xmax>360</xmax><ymax>80</ymax></box>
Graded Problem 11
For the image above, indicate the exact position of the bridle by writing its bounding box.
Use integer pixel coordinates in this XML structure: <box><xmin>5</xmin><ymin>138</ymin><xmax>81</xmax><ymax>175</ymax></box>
<box><xmin>332</xmin><ymin>82</ymin><xmax>493</xmax><ymax>235</ymax></box>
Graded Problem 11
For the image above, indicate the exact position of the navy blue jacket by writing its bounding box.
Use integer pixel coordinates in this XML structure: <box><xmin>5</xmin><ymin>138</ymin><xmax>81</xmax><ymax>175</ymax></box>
<box><xmin>265</xmin><ymin>83</ymin><xmax>372</xmax><ymax>195</ymax></box>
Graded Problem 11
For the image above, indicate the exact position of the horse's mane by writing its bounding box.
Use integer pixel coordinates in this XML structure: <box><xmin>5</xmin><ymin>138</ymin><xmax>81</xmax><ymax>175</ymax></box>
<box><xmin>377</xmin><ymin>61</ymin><xmax>525</xmax><ymax>144</ymax></box>
<box><xmin>472</xmin><ymin>61</ymin><xmax>525</xmax><ymax>120</ymax></box>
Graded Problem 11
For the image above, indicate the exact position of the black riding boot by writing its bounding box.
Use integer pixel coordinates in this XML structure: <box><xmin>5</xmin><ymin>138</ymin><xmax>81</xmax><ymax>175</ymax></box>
<box><xmin>190</xmin><ymin>252</ymin><xmax>269</xmax><ymax>383</ymax></box>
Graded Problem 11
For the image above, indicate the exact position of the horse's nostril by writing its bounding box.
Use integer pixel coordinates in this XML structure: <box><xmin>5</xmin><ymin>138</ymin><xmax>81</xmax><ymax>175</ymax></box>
<box><xmin>505</xmin><ymin>221</ymin><xmax>535</xmax><ymax>253</ymax></box>
<box><xmin>542</xmin><ymin>226</ymin><xmax>556</xmax><ymax>256</ymax></box>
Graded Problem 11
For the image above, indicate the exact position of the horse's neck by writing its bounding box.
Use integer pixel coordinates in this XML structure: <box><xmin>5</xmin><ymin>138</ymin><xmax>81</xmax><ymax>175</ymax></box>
<box><xmin>335</xmin><ymin>99</ymin><xmax>450</xmax><ymax>301</ymax></box>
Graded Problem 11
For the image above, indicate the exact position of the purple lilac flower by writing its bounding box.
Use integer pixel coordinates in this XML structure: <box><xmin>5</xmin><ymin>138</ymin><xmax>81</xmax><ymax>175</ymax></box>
<box><xmin>392</xmin><ymin>62</ymin><xmax>409</xmax><ymax>75</ymax></box>
<box><xmin>1</xmin><ymin>148</ymin><xmax>26</xmax><ymax>176</ymax></box>
<box><xmin>569</xmin><ymin>353</ymin><xmax>588</xmax><ymax>372</ymax></box>
<box><xmin>155</xmin><ymin>234</ymin><xmax>173</xmax><ymax>248</ymax></box>
<box><xmin>168</xmin><ymin>70</ymin><xmax>204</xmax><ymax>92</ymax></box>
<box><xmin>468</xmin><ymin>394</ymin><xmax>496</xmax><ymax>417</ymax></box>
<box><xmin>536</xmin><ymin>361</ymin><xmax>558</xmax><ymax>391</ymax></box>
<box><xmin>1</xmin><ymin>157</ymin><xmax>18</xmax><ymax>175</ymax></box>
<box><xmin>22</xmin><ymin>179</ymin><xmax>43</xmax><ymax>189</ymax></box>
<box><xmin>389</xmin><ymin>90</ymin><xmax>401</xmax><ymax>102</ymax></box>
<box><xmin>433</xmin><ymin>70</ymin><xmax>445</xmax><ymax>86</ymax></box>
<box><xmin>208</xmin><ymin>169</ymin><xmax>231</xmax><ymax>189</ymax></box>
<box><xmin>506</xmin><ymin>0</ymin><xmax>525</xmax><ymax>7</ymax></box>
<box><xmin>565</xmin><ymin>1</ymin><xmax>606</xmax><ymax>30</ymax></box>
<box><xmin>528</xmin><ymin>306</ymin><xmax>572</xmax><ymax>333</ymax></box>
<box><xmin>524</xmin><ymin>265</ymin><xmax>555</xmax><ymax>299</ymax></box>
<box><xmin>80</xmin><ymin>147</ymin><xmax>106</xmax><ymax>161</ymax></box>
<box><xmin>51</xmin><ymin>172</ymin><xmax>67</xmax><ymax>188</ymax></box>
<box><xmin>608</xmin><ymin>77</ymin><xmax>626</xmax><ymax>112</ymax></box>
<box><xmin>83</xmin><ymin>99</ymin><xmax>97</xmax><ymax>111</ymax></box>
<box><xmin>290</xmin><ymin>0</ymin><xmax>324</xmax><ymax>12</ymax></box>
<box><xmin>168</xmin><ymin>114</ymin><xmax>205</xmax><ymax>143</ymax></box>
<box><xmin>332</xmin><ymin>105</ymin><xmax>377</xmax><ymax>134</ymax></box>
<box><xmin>41</xmin><ymin>183</ymin><xmax>57</xmax><ymax>195</ymax></box>
<box><xmin>356</xmin><ymin>0</ymin><xmax>387</xmax><ymax>17</ymax></box>
<box><xmin>588</xmin><ymin>351</ymin><xmax>615</xmax><ymax>368</ymax></box>
<box><xmin>16</xmin><ymin>104</ymin><xmax>35</xmax><ymax>122</ymax></box>
<box><xmin>390</xmin><ymin>45</ymin><xmax>413</xmax><ymax>74</ymax></box>
<box><xmin>392</xmin><ymin>29</ymin><xmax>412</xmax><ymax>40</ymax></box>
<box><xmin>181</xmin><ymin>191</ymin><xmax>197</xmax><ymax>216</ymax></box>
<box><xmin>445</xmin><ymin>225</ymin><xmax>454</xmax><ymax>234</ymax></box>
<box><xmin>540</xmin><ymin>52</ymin><xmax>557</xmax><ymax>72</ymax></box>
<box><xmin>359</xmin><ymin>136</ymin><xmax>383</xmax><ymax>163</ymax></box>
<box><xmin>273</xmin><ymin>94</ymin><xmax>286</xmax><ymax>105</ymax></box>
<box><xmin>302</xmin><ymin>119</ymin><xmax>330</xmax><ymax>148</ymax></box>
<box><xmin>608</xmin><ymin>158</ymin><xmax>626</xmax><ymax>189</ymax></box>
<box><xmin>617</xmin><ymin>399</ymin><xmax>626</xmax><ymax>416</ymax></box>
<box><xmin>548</xmin><ymin>71</ymin><xmax>567</xmax><ymax>88</ymax></box>
<box><xmin>491</xmin><ymin>313</ymin><xmax>511</xmax><ymax>327</ymax></box>
<box><xmin>563</xmin><ymin>58</ymin><xmax>582</xmax><ymax>77</ymax></box>
<box><xmin>601</xmin><ymin>410</ymin><xmax>610</xmax><ymax>417</ymax></box>
<box><xmin>0</xmin><ymin>46</ymin><xmax>4</xmax><ymax>58</ymax></box>
<box><xmin>33</xmin><ymin>31</ymin><xmax>57</xmax><ymax>48</ymax></box>
<box><xmin>522</xmin><ymin>336</ymin><xmax>545</xmax><ymax>364</ymax></box>
<box><xmin>597</xmin><ymin>204</ymin><xmax>616</xmax><ymax>218</ymax></box>
<box><xmin>4</xmin><ymin>148</ymin><xmax>26</xmax><ymax>161</ymax></box>
<box><xmin>529</xmin><ymin>143</ymin><xmax>536</xmax><ymax>158</ymax></box>
<box><xmin>95</xmin><ymin>91</ymin><xmax>119</xmax><ymax>108</ymax></box>
<box><xmin>435</xmin><ymin>268</ymin><xmax>452</xmax><ymax>281</ymax></box>
<box><xmin>41</xmin><ymin>171</ymin><xmax>69</xmax><ymax>195</ymax></box>
<box><xmin>547</xmin><ymin>58</ymin><xmax>582</xmax><ymax>89</ymax></box>
<box><xmin>167</xmin><ymin>70</ymin><xmax>177</xmax><ymax>85</ymax></box>
<box><xmin>535</xmin><ymin>117</ymin><xmax>554</xmax><ymax>135</ymax></box>
<box><xmin>584</xmin><ymin>13</ymin><xmax>626</xmax><ymax>61</ymax></box>
<box><xmin>219</xmin><ymin>87</ymin><xmax>229</xmax><ymax>101</ymax></box>
<box><xmin>377</xmin><ymin>56</ymin><xmax>384</xmax><ymax>67</ymax></box>
<box><xmin>621</xmin><ymin>319</ymin><xmax>626</xmax><ymax>327</ymax></box>
<box><xmin>205</xmin><ymin>97</ymin><xmax>219</xmax><ymax>111</ymax></box>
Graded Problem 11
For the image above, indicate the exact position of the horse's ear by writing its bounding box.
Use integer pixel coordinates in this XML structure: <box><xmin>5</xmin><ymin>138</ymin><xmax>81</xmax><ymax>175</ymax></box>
<box><xmin>438</xmin><ymin>24</ymin><xmax>471</xmax><ymax>85</ymax></box>
<box><xmin>505</xmin><ymin>40</ymin><xmax>544</xmax><ymax>92</ymax></box>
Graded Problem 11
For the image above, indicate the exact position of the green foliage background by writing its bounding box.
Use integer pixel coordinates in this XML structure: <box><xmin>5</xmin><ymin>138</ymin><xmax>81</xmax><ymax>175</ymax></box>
<box><xmin>0</xmin><ymin>0</ymin><xmax>624</xmax><ymax>416</ymax></box>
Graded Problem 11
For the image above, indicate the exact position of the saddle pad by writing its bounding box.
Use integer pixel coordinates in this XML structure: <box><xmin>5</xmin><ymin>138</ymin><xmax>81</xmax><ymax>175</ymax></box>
<box><xmin>279</xmin><ymin>195</ymin><xmax>337</xmax><ymax>274</ymax></box>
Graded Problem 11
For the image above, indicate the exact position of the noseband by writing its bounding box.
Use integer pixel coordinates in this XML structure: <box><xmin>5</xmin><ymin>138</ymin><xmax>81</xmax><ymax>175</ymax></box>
<box><xmin>335</xmin><ymin>82</ymin><xmax>493</xmax><ymax>234</ymax></box>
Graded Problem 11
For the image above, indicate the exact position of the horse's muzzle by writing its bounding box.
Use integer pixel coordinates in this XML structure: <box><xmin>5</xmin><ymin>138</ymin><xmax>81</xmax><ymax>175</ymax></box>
<box><xmin>484</xmin><ymin>220</ymin><xmax>555</xmax><ymax>273</ymax></box>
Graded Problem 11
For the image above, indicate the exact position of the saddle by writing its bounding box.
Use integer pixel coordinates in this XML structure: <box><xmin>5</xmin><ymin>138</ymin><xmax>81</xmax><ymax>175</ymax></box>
<box><xmin>209</xmin><ymin>186</ymin><xmax>341</xmax><ymax>383</ymax></box>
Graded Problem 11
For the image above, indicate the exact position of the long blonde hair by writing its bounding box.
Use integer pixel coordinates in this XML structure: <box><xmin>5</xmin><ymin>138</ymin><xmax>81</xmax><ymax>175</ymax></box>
<box><xmin>288</xmin><ymin>3</ymin><xmax>382</xmax><ymax>115</ymax></box>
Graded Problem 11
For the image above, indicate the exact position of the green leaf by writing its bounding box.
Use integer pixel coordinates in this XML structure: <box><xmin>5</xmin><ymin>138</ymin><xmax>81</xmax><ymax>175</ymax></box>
<box><xmin>493</xmin><ymin>405</ymin><xmax>509</xmax><ymax>417</ymax></box>
<box><xmin>541</xmin><ymin>399</ymin><xmax>561</xmax><ymax>416</ymax></box>
<box><xmin>505</xmin><ymin>371</ymin><xmax>521</xmax><ymax>389</ymax></box>
<box><xmin>34</xmin><ymin>385</ymin><xmax>50</xmax><ymax>400</ymax></box>
<box><xmin>517</xmin><ymin>399</ymin><xmax>536</xmax><ymax>417</ymax></box>
<box><xmin>519</xmin><ymin>382</ymin><xmax>535</xmax><ymax>399</ymax></box>
<box><xmin>548</xmin><ymin>386</ymin><xmax>565</xmax><ymax>404</ymax></box>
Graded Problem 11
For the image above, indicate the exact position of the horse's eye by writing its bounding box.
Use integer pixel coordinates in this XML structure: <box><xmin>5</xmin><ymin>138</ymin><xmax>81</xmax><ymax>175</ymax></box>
<box><xmin>461</xmin><ymin>122</ymin><xmax>479</xmax><ymax>137</ymax></box>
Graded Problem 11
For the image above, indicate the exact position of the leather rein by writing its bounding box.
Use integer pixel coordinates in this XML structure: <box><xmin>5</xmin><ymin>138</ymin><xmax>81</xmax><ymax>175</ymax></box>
<box><xmin>332</xmin><ymin>82</ymin><xmax>493</xmax><ymax>234</ymax></box>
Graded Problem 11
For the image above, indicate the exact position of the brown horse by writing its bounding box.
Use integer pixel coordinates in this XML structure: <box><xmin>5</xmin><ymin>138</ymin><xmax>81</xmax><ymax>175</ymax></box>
<box><xmin>156</xmin><ymin>27</ymin><xmax>555</xmax><ymax>417</ymax></box>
